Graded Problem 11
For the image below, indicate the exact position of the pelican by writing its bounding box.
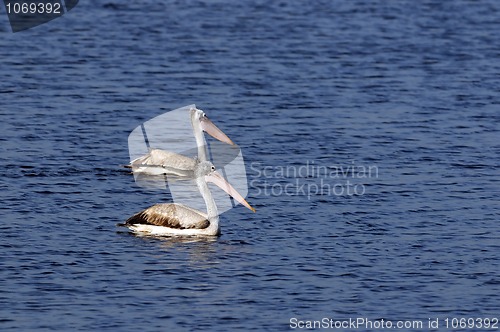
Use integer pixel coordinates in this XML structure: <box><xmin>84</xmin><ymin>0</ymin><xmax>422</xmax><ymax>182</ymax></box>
<box><xmin>130</xmin><ymin>108</ymin><xmax>234</xmax><ymax>176</ymax></box>
<box><xmin>124</xmin><ymin>160</ymin><xmax>255</xmax><ymax>236</ymax></box>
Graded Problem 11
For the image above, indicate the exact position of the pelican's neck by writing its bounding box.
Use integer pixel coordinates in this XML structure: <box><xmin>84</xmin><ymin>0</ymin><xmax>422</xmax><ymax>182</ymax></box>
<box><xmin>192</xmin><ymin>120</ymin><xmax>208</xmax><ymax>162</ymax></box>
<box><xmin>197</xmin><ymin>176</ymin><xmax>220</xmax><ymax>234</ymax></box>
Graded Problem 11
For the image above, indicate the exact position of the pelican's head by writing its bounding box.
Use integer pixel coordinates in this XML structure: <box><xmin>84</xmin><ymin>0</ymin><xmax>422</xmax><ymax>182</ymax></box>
<box><xmin>194</xmin><ymin>160</ymin><xmax>218</xmax><ymax>178</ymax></box>
<box><xmin>190</xmin><ymin>107</ymin><xmax>206</xmax><ymax>123</ymax></box>
<box><xmin>190</xmin><ymin>107</ymin><xmax>235</xmax><ymax>145</ymax></box>
<box><xmin>195</xmin><ymin>160</ymin><xmax>255</xmax><ymax>213</ymax></box>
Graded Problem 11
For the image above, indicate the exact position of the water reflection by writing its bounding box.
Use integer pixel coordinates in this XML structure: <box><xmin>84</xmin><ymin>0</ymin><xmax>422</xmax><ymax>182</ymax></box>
<box><xmin>121</xmin><ymin>231</ymin><xmax>220</xmax><ymax>265</ymax></box>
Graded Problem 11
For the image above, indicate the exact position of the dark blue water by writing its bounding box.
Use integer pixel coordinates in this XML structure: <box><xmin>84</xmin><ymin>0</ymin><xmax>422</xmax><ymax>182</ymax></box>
<box><xmin>1</xmin><ymin>1</ymin><xmax>499</xmax><ymax>331</ymax></box>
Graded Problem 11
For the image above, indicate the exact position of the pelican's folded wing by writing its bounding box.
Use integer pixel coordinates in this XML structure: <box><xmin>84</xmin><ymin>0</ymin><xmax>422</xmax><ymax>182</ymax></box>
<box><xmin>131</xmin><ymin>149</ymin><xmax>196</xmax><ymax>170</ymax></box>
<box><xmin>125</xmin><ymin>203</ymin><xmax>209</xmax><ymax>229</ymax></box>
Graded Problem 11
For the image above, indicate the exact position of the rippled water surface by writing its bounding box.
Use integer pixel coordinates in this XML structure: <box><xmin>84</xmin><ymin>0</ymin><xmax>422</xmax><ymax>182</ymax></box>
<box><xmin>1</xmin><ymin>1</ymin><xmax>499</xmax><ymax>331</ymax></box>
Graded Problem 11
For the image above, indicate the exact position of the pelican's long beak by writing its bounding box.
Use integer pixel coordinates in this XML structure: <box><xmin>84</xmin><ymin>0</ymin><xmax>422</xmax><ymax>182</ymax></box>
<box><xmin>200</xmin><ymin>117</ymin><xmax>235</xmax><ymax>145</ymax></box>
<box><xmin>205</xmin><ymin>171</ymin><xmax>256</xmax><ymax>213</ymax></box>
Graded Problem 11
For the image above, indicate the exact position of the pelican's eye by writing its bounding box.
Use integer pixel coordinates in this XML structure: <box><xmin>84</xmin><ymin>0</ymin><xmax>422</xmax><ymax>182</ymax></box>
<box><xmin>211</xmin><ymin>166</ymin><xmax>215</xmax><ymax>171</ymax></box>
